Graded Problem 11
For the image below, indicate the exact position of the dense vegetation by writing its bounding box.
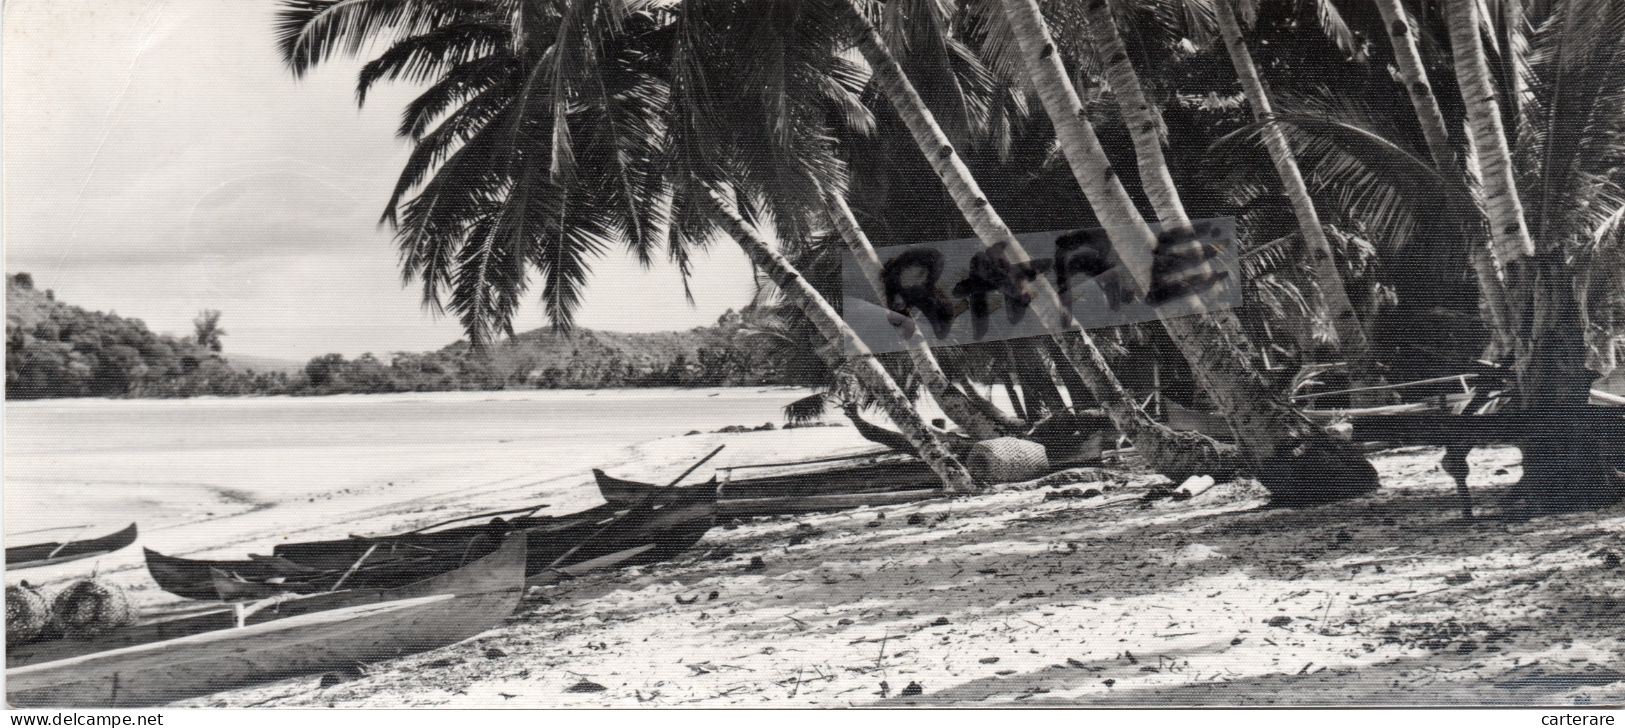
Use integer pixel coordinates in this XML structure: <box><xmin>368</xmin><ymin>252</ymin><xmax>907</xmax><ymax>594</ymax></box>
<box><xmin>4</xmin><ymin>274</ymin><xmax>803</xmax><ymax>399</ymax></box>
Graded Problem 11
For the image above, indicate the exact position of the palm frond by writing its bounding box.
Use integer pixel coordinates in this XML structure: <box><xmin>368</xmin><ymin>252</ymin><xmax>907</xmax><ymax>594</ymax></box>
<box><xmin>356</xmin><ymin>20</ymin><xmax>511</xmax><ymax>105</ymax></box>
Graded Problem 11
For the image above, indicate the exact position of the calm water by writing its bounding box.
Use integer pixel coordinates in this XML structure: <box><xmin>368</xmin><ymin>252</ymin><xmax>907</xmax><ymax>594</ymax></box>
<box><xmin>3</xmin><ymin>388</ymin><xmax>816</xmax><ymax>542</ymax></box>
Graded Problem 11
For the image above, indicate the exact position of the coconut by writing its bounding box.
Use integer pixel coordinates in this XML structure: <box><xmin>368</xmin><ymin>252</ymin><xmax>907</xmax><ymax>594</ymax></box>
<box><xmin>7</xmin><ymin>582</ymin><xmax>52</xmax><ymax>645</ymax></box>
<box><xmin>51</xmin><ymin>579</ymin><xmax>134</xmax><ymax>639</ymax></box>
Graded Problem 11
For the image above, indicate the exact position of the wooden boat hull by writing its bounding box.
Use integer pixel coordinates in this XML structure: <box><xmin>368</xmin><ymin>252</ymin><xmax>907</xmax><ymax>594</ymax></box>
<box><xmin>147</xmin><ymin>486</ymin><xmax>715</xmax><ymax>600</ymax></box>
<box><xmin>594</xmin><ymin>468</ymin><xmax>938</xmax><ymax>517</ymax></box>
<box><xmin>7</xmin><ymin>524</ymin><xmax>138</xmax><ymax>570</ymax></box>
<box><xmin>7</xmin><ymin>538</ymin><xmax>524</xmax><ymax>707</ymax></box>
<box><xmin>11</xmin><ymin>535</ymin><xmax>527</xmax><ymax>670</ymax></box>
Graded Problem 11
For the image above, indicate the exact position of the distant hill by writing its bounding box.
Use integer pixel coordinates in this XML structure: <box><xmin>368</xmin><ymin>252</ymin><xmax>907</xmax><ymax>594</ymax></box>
<box><xmin>6</xmin><ymin>272</ymin><xmax>802</xmax><ymax>399</ymax></box>
<box><xmin>224</xmin><ymin>353</ymin><xmax>307</xmax><ymax>375</ymax></box>
<box><xmin>6</xmin><ymin>273</ymin><xmax>285</xmax><ymax>399</ymax></box>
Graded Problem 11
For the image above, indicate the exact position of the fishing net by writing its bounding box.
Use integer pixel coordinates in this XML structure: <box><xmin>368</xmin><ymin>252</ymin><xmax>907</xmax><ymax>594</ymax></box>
<box><xmin>968</xmin><ymin>437</ymin><xmax>1050</xmax><ymax>484</ymax></box>
<box><xmin>51</xmin><ymin>579</ymin><xmax>135</xmax><ymax>639</ymax></box>
<box><xmin>6</xmin><ymin>583</ymin><xmax>51</xmax><ymax>645</ymax></box>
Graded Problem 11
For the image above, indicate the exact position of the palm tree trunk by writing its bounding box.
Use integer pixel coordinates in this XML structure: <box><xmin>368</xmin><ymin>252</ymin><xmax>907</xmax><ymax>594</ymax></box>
<box><xmin>996</xmin><ymin>0</ymin><xmax>1376</xmax><ymax>501</ymax></box>
<box><xmin>1047</xmin><ymin>336</ymin><xmax>1094</xmax><ymax>408</ymax></box>
<box><xmin>821</xmin><ymin>186</ymin><xmax>1018</xmax><ymax>440</ymax></box>
<box><xmin>1001</xmin><ymin>374</ymin><xmax>1029</xmax><ymax>421</ymax></box>
<box><xmin>1213</xmin><ymin>0</ymin><xmax>1378</xmax><ymax>368</ymax></box>
<box><xmin>701</xmin><ymin>188</ymin><xmax>979</xmax><ymax>493</ymax></box>
<box><xmin>1374</xmin><ymin>0</ymin><xmax>1514</xmax><ymax>359</ymax></box>
<box><xmin>846</xmin><ymin>1</ymin><xmax>1237</xmax><ymax>482</ymax></box>
<box><xmin>1444</xmin><ymin>0</ymin><xmax>1536</xmax><ymax>268</ymax></box>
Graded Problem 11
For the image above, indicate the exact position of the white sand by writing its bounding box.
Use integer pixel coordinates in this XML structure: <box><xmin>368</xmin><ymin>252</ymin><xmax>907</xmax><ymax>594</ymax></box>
<box><xmin>8</xmin><ymin>391</ymin><xmax>1623</xmax><ymax>707</ymax></box>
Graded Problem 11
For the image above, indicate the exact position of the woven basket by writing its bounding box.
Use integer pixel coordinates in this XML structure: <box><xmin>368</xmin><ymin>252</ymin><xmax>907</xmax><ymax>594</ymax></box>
<box><xmin>52</xmin><ymin>579</ymin><xmax>134</xmax><ymax>639</ymax></box>
<box><xmin>967</xmin><ymin>437</ymin><xmax>1050</xmax><ymax>484</ymax></box>
<box><xmin>7</xmin><ymin>583</ymin><xmax>51</xmax><ymax>645</ymax></box>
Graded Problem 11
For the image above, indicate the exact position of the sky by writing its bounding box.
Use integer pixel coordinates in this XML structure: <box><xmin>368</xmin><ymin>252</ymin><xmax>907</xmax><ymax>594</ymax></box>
<box><xmin>2</xmin><ymin>0</ymin><xmax>758</xmax><ymax>360</ymax></box>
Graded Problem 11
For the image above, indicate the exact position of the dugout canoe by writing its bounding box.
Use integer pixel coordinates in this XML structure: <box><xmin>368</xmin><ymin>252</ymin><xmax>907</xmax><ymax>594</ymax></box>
<box><xmin>143</xmin><ymin>505</ymin><xmax>609</xmax><ymax>600</ymax></box>
<box><xmin>6</xmin><ymin>536</ymin><xmax>524</xmax><ymax>707</ymax></box>
<box><xmin>6</xmin><ymin>524</ymin><xmax>138</xmax><ymax>570</ymax></box>
<box><xmin>10</xmin><ymin>534</ymin><xmax>526</xmax><ymax>670</ymax></box>
<box><xmin>147</xmin><ymin>483</ymin><xmax>716</xmax><ymax>600</ymax></box>
<box><xmin>594</xmin><ymin>467</ymin><xmax>938</xmax><ymax>518</ymax></box>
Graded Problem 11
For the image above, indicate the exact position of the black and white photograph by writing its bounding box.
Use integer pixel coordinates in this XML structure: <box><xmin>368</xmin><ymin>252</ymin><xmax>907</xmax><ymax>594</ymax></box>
<box><xmin>4</xmin><ymin>0</ymin><xmax>1624</xmax><ymax>713</ymax></box>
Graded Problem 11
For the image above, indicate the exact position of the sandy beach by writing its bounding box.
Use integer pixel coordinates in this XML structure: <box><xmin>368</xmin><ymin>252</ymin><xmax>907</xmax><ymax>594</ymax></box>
<box><xmin>6</xmin><ymin>390</ymin><xmax>1624</xmax><ymax>707</ymax></box>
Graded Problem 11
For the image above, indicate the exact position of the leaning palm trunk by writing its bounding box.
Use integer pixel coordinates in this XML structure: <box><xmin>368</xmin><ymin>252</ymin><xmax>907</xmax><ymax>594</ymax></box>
<box><xmin>1444</xmin><ymin>0</ymin><xmax>1535</xmax><ymax>268</ymax></box>
<box><xmin>1444</xmin><ymin>0</ymin><xmax>1616</xmax><ymax>513</ymax></box>
<box><xmin>821</xmin><ymin>187</ymin><xmax>1023</xmax><ymax>440</ymax></box>
<box><xmin>702</xmin><ymin>188</ymin><xmax>979</xmax><ymax>493</ymax></box>
<box><xmin>1373</xmin><ymin>0</ymin><xmax>1514</xmax><ymax>359</ymax></box>
<box><xmin>1213</xmin><ymin>0</ymin><xmax>1380</xmax><ymax>379</ymax></box>
<box><xmin>996</xmin><ymin>0</ymin><xmax>1377</xmax><ymax>501</ymax></box>
<box><xmin>846</xmin><ymin>3</ymin><xmax>1238</xmax><ymax>482</ymax></box>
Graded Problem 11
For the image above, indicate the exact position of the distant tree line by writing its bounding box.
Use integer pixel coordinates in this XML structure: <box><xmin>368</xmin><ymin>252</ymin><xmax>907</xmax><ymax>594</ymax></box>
<box><xmin>5</xmin><ymin>274</ymin><xmax>800</xmax><ymax>400</ymax></box>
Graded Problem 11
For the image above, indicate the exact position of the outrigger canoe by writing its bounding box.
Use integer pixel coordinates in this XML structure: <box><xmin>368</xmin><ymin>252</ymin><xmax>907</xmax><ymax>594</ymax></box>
<box><xmin>6</xmin><ymin>523</ymin><xmax>138</xmax><ymax>570</ymax></box>
<box><xmin>6</xmin><ymin>535</ymin><xmax>525</xmax><ymax>707</ymax></box>
<box><xmin>146</xmin><ymin>481</ymin><xmax>718</xmax><ymax>600</ymax></box>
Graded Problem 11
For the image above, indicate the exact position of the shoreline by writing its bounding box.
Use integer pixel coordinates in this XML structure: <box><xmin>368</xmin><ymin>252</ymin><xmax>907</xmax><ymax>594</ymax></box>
<box><xmin>159</xmin><ymin>436</ymin><xmax>1625</xmax><ymax>708</ymax></box>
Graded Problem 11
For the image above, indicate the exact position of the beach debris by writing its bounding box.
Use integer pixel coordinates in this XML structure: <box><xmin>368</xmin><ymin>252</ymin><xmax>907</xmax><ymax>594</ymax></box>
<box><xmin>319</xmin><ymin>663</ymin><xmax>368</xmax><ymax>688</ymax></box>
<box><xmin>931</xmin><ymin>616</ymin><xmax>950</xmax><ymax>626</ymax></box>
<box><xmin>745</xmin><ymin>556</ymin><xmax>767</xmax><ymax>571</ymax></box>
<box><xmin>484</xmin><ymin>647</ymin><xmax>507</xmax><ymax>659</ymax></box>
<box><xmin>1066</xmin><ymin>658</ymin><xmax>1087</xmax><ymax>669</ymax></box>
<box><xmin>1265</xmin><ymin>616</ymin><xmax>1293</xmax><ymax>627</ymax></box>
<box><xmin>900</xmin><ymin>681</ymin><xmax>923</xmax><ymax>697</ymax></box>
<box><xmin>1141</xmin><ymin>483</ymin><xmax>1178</xmax><ymax>502</ymax></box>
<box><xmin>566</xmin><ymin>679</ymin><xmax>608</xmax><ymax>693</ymax></box>
<box><xmin>51</xmin><ymin>579</ymin><xmax>134</xmax><ymax>639</ymax></box>
<box><xmin>424</xmin><ymin>657</ymin><xmax>462</xmax><ymax>669</ymax></box>
<box><xmin>907</xmin><ymin>513</ymin><xmax>925</xmax><ymax>526</ymax></box>
<box><xmin>1595</xmin><ymin>549</ymin><xmax>1621</xmax><ymax>569</ymax></box>
<box><xmin>675</xmin><ymin>594</ymin><xmax>699</xmax><ymax>605</ymax></box>
<box><xmin>708</xmin><ymin>590</ymin><xmax>720</xmax><ymax>601</ymax></box>
<box><xmin>996</xmin><ymin>670</ymin><xmax>1016</xmax><ymax>676</ymax></box>
<box><xmin>1171</xmin><ymin>475</ymin><xmax>1217</xmax><ymax>500</ymax></box>
<box><xmin>1102</xmin><ymin>679</ymin><xmax>1116</xmax><ymax>687</ymax></box>
<box><xmin>1444</xmin><ymin>571</ymin><xmax>1475</xmax><ymax>585</ymax></box>
<box><xmin>1044</xmin><ymin>488</ymin><xmax>1099</xmax><ymax>501</ymax></box>
<box><xmin>838</xmin><ymin>618</ymin><xmax>855</xmax><ymax>625</ymax></box>
<box><xmin>980</xmin><ymin>657</ymin><xmax>1000</xmax><ymax>664</ymax></box>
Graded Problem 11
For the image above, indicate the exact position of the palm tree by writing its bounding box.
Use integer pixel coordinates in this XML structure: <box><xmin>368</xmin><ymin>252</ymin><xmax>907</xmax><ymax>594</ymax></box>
<box><xmin>822</xmin><ymin>185</ymin><xmax>1018</xmax><ymax>440</ymax></box>
<box><xmin>1371</xmin><ymin>0</ymin><xmax>1513</xmax><ymax>357</ymax></box>
<box><xmin>1211</xmin><ymin>0</ymin><xmax>1380</xmax><ymax>371</ymax></box>
<box><xmin>192</xmin><ymin>310</ymin><xmax>226</xmax><ymax>353</ymax></box>
<box><xmin>985</xmin><ymin>0</ymin><xmax>1378</xmax><ymax>502</ymax></box>
<box><xmin>1443</xmin><ymin>0</ymin><xmax>1624</xmax><ymax>512</ymax></box>
<box><xmin>1256</xmin><ymin>0</ymin><xmax>1625</xmax><ymax>511</ymax></box>
<box><xmin>1443</xmin><ymin>0</ymin><xmax>1534</xmax><ymax>269</ymax></box>
<box><xmin>843</xmin><ymin>0</ymin><xmax>1244</xmax><ymax>483</ymax></box>
<box><xmin>273</xmin><ymin>0</ymin><xmax>978</xmax><ymax>492</ymax></box>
